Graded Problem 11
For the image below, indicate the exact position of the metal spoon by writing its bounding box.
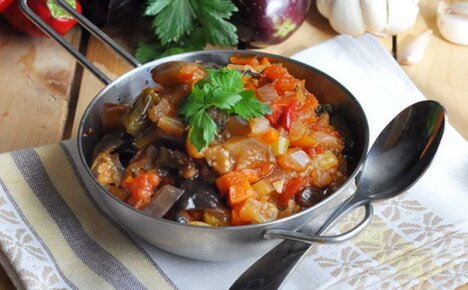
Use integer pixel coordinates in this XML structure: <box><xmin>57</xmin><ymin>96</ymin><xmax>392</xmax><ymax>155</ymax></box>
<box><xmin>230</xmin><ymin>100</ymin><xmax>445</xmax><ymax>290</ymax></box>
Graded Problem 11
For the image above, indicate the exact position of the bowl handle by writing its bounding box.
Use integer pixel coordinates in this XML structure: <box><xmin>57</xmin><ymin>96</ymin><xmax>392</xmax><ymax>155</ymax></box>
<box><xmin>18</xmin><ymin>0</ymin><xmax>141</xmax><ymax>85</ymax></box>
<box><xmin>263</xmin><ymin>203</ymin><xmax>373</xmax><ymax>244</ymax></box>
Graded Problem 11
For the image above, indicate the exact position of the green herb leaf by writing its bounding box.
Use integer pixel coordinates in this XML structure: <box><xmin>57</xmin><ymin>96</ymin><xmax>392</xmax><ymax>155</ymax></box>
<box><xmin>140</xmin><ymin>0</ymin><xmax>238</xmax><ymax>61</ymax></box>
<box><xmin>145</xmin><ymin>0</ymin><xmax>171</xmax><ymax>15</ymax></box>
<box><xmin>150</xmin><ymin>0</ymin><xmax>195</xmax><ymax>45</ymax></box>
<box><xmin>179</xmin><ymin>86</ymin><xmax>206</xmax><ymax>116</ymax></box>
<box><xmin>188</xmin><ymin>110</ymin><xmax>217</xmax><ymax>151</ymax></box>
<box><xmin>180</xmin><ymin>68</ymin><xmax>271</xmax><ymax>151</ymax></box>
<box><xmin>190</xmin><ymin>0</ymin><xmax>238</xmax><ymax>46</ymax></box>
<box><xmin>135</xmin><ymin>28</ymin><xmax>207</xmax><ymax>63</ymax></box>
<box><xmin>230</xmin><ymin>90</ymin><xmax>272</xmax><ymax>119</ymax></box>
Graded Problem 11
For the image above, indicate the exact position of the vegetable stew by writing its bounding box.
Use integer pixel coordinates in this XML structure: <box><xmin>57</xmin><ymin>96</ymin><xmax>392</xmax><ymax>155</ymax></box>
<box><xmin>90</xmin><ymin>56</ymin><xmax>348</xmax><ymax>226</ymax></box>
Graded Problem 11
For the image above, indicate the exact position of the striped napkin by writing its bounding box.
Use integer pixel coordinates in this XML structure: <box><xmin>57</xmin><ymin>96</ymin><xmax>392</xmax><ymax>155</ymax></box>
<box><xmin>0</xmin><ymin>34</ymin><xmax>466</xmax><ymax>290</ymax></box>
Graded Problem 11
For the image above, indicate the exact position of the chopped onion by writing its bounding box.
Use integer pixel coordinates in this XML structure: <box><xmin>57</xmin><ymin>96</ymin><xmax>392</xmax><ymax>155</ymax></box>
<box><xmin>289</xmin><ymin>149</ymin><xmax>311</xmax><ymax>168</ymax></box>
<box><xmin>143</xmin><ymin>185</ymin><xmax>184</xmax><ymax>218</ymax></box>
<box><xmin>252</xmin><ymin>179</ymin><xmax>275</xmax><ymax>196</ymax></box>
<box><xmin>249</xmin><ymin>117</ymin><xmax>270</xmax><ymax>136</ymax></box>
<box><xmin>310</xmin><ymin>131</ymin><xmax>344</xmax><ymax>151</ymax></box>
<box><xmin>256</xmin><ymin>83</ymin><xmax>279</xmax><ymax>102</ymax></box>
<box><xmin>272</xmin><ymin>179</ymin><xmax>285</xmax><ymax>193</ymax></box>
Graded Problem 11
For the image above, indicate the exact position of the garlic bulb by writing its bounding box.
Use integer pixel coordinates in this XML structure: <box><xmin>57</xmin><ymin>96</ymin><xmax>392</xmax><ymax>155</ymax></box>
<box><xmin>437</xmin><ymin>1</ymin><xmax>468</xmax><ymax>45</ymax></box>
<box><xmin>317</xmin><ymin>0</ymin><xmax>420</xmax><ymax>37</ymax></box>
<box><xmin>399</xmin><ymin>30</ymin><xmax>433</xmax><ymax>65</ymax></box>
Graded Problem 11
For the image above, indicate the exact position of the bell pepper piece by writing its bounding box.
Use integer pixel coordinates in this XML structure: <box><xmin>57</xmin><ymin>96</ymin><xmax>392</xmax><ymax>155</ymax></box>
<box><xmin>228</xmin><ymin>180</ymin><xmax>256</xmax><ymax>207</ymax></box>
<box><xmin>215</xmin><ymin>169</ymin><xmax>259</xmax><ymax>196</ymax></box>
<box><xmin>278</xmin><ymin>98</ymin><xmax>297</xmax><ymax>132</ymax></box>
<box><xmin>0</xmin><ymin>0</ymin><xmax>14</xmax><ymax>13</ymax></box>
<box><xmin>3</xmin><ymin>0</ymin><xmax>82</xmax><ymax>37</ymax></box>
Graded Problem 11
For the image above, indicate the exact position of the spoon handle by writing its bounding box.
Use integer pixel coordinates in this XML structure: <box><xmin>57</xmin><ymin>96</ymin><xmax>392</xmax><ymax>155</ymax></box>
<box><xmin>229</xmin><ymin>199</ymin><xmax>372</xmax><ymax>290</ymax></box>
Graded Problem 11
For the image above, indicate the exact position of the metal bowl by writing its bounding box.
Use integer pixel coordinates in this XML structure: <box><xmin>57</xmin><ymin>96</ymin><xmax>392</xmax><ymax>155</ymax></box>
<box><xmin>77</xmin><ymin>50</ymin><xmax>369</xmax><ymax>261</ymax></box>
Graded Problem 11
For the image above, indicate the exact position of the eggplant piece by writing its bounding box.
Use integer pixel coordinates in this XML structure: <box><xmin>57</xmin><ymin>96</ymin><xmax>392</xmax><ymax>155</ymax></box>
<box><xmin>120</xmin><ymin>88</ymin><xmax>158</xmax><ymax>136</ymax></box>
<box><xmin>176</xmin><ymin>179</ymin><xmax>229</xmax><ymax>214</ymax></box>
<box><xmin>156</xmin><ymin>147</ymin><xmax>199</xmax><ymax>179</ymax></box>
<box><xmin>143</xmin><ymin>185</ymin><xmax>185</xmax><ymax>218</ymax></box>
<box><xmin>124</xmin><ymin>145</ymin><xmax>158</xmax><ymax>177</ymax></box>
<box><xmin>170</xmin><ymin>178</ymin><xmax>230</xmax><ymax>225</ymax></box>
<box><xmin>193</xmin><ymin>159</ymin><xmax>218</xmax><ymax>184</ymax></box>
<box><xmin>116</xmin><ymin>133</ymin><xmax>137</xmax><ymax>168</ymax></box>
<box><xmin>133</xmin><ymin>128</ymin><xmax>185</xmax><ymax>151</ymax></box>
<box><xmin>232</xmin><ymin>0</ymin><xmax>312</xmax><ymax>48</ymax></box>
<box><xmin>101</xmin><ymin>103</ymin><xmax>128</xmax><ymax>132</ymax></box>
<box><xmin>294</xmin><ymin>186</ymin><xmax>329</xmax><ymax>208</ymax></box>
<box><xmin>93</xmin><ymin>133</ymin><xmax>124</xmax><ymax>157</ymax></box>
<box><xmin>207</xmin><ymin>108</ymin><xmax>230</xmax><ymax>132</ymax></box>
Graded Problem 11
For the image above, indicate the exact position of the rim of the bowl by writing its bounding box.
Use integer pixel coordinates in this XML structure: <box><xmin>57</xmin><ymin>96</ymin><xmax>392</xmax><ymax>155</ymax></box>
<box><xmin>77</xmin><ymin>49</ymin><xmax>370</xmax><ymax>232</ymax></box>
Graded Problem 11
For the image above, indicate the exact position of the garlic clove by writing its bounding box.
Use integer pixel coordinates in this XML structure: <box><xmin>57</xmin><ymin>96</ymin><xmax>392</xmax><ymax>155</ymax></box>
<box><xmin>329</xmin><ymin>0</ymin><xmax>366</xmax><ymax>36</ymax></box>
<box><xmin>450</xmin><ymin>2</ymin><xmax>468</xmax><ymax>17</ymax></box>
<box><xmin>385</xmin><ymin>0</ymin><xmax>420</xmax><ymax>35</ymax></box>
<box><xmin>398</xmin><ymin>29</ymin><xmax>433</xmax><ymax>65</ymax></box>
<box><xmin>437</xmin><ymin>2</ymin><xmax>468</xmax><ymax>45</ymax></box>
<box><xmin>316</xmin><ymin>0</ymin><xmax>333</xmax><ymax>19</ymax></box>
<box><xmin>361</xmin><ymin>0</ymin><xmax>388</xmax><ymax>34</ymax></box>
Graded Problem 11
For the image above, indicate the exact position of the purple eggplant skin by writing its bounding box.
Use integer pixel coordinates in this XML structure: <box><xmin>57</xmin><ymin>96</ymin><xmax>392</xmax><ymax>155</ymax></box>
<box><xmin>232</xmin><ymin>0</ymin><xmax>312</xmax><ymax>48</ymax></box>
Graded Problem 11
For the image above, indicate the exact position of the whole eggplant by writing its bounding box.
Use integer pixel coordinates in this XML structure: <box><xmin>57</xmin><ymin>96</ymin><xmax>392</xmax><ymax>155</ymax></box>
<box><xmin>232</xmin><ymin>0</ymin><xmax>312</xmax><ymax>48</ymax></box>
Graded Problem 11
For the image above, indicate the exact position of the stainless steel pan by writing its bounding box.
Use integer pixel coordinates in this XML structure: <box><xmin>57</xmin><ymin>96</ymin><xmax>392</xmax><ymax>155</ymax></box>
<box><xmin>20</xmin><ymin>0</ymin><xmax>371</xmax><ymax>261</ymax></box>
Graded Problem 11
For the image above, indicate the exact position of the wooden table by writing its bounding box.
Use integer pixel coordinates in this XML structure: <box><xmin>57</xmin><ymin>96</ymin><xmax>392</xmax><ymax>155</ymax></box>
<box><xmin>0</xmin><ymin>0</ymin><xmax>466</xmax><ymax>288</ymax></box>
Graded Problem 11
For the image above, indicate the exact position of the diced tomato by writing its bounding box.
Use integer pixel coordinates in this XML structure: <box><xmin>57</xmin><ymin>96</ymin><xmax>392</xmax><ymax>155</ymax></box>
<box><xmin>263</xmin><ymin>64</ymin><xmax>288</xmax><ymax>79</ymax></box>
<box><xmin>228</xmin><ymin>180</ymin><xmax>256</xmax><ymax>206</ymax></box>
<box><xmin>274</xmin><ymin>76</ymin><xmax>299</xmax><ymax>95</ymax></box>
<box><xmin>277</xmin><ymin>177</ymin><xmax>304</xmax><ymax>208</ymax></box>
<box><xmin>265</xmin><ymin>104</ymin><xmax>285</xmax><ymax>125</ymax></box>
<box><xmin>299</xmin><ymin>95</ymin><xmax>319</xmax><ymax>112</ymax></box>
<box><xmin>122</xmin><ymin>171</ymin><xmax>161</xmax><ymax>209</ymax></box>
<box><xmin>230</xmin><ymin>55</ymin><xmax>260</xmax><ymax>67</ymax></box>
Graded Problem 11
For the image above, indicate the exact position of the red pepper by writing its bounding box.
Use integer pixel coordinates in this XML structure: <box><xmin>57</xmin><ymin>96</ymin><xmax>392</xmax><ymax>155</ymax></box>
<box><xmin>0</xmin><ymin>0</ymin><xmax>14</xmax><ymax>13</ymax></box>
<box><xmin>3</xmin><ymin>0</ymin><xmax>81</xmax><ymax>37</ymax></box>
<box><xmin>266</xmin><ymin>97</ymin><xmax>297</xmax><ymax>132</ymax></box>
<box><xmin>277</xmin><ymin>177</ymin><xmax>304</xmax><ymax>209</ymax></box>
<box><xmin>278</xmin><ymin>98</ymin><xmax>297</xmax><ymax>132</ymax></box>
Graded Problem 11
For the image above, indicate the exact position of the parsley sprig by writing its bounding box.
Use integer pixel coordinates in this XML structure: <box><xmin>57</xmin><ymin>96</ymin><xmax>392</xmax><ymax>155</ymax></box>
<box><xmin>136</xmin><ymin>0</ymin><xmax>238</xmax><ymax>62</ymax></box>
<box><xmin>179</xmin><ymin>69</ymin><xmax>271</xmax><ymax>151</ymax></box>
